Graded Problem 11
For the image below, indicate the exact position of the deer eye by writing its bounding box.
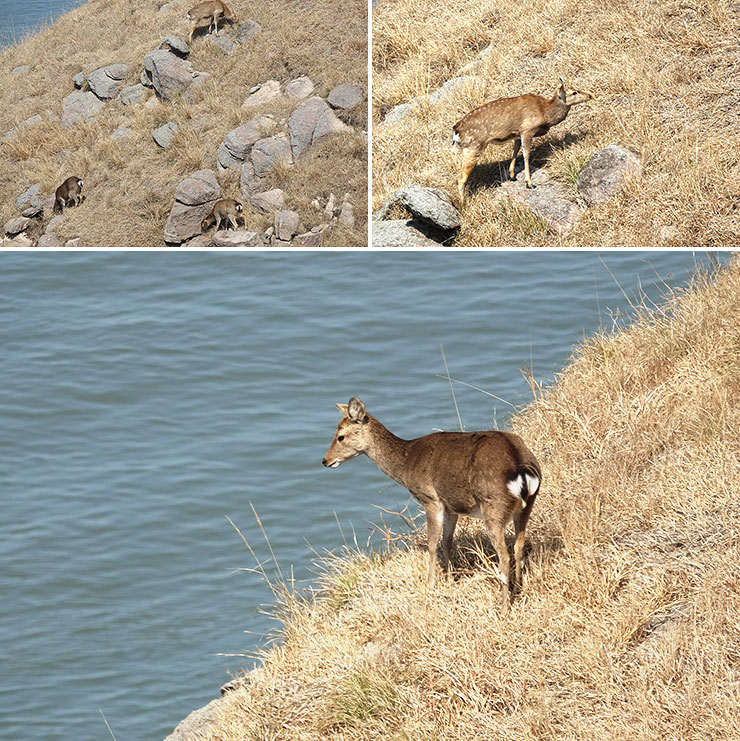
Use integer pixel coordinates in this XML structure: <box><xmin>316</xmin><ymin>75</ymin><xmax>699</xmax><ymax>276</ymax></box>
<box><xmin>337</xmin><ymin>435</ymin><xmax>345</xmax><ymax>442</ymax></box>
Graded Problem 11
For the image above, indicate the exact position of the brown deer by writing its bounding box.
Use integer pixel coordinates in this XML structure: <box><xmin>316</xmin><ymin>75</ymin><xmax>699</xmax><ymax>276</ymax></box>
<box><xmin>187</xmin><ymin>0</ymin><xmax>238</xmax><ymax>41</ymax></box>
<box><xmin>452</xmin><ymin>78</ymin><xmax>592</xmax><ymax>202</ymax></box>
<box><xmin>201</xmin><ymin>198</ymin><xmax>244</xmax><ymax>231</ymax></box>
<box><xmin>53</xmin><ymin>176</ymin><xmax>84</xmax><ymax>214</ymax></box>
<box><xmin>322</xmin><ymin>397</ymin><xmax>541</xmax><ymax>609</ymax></box>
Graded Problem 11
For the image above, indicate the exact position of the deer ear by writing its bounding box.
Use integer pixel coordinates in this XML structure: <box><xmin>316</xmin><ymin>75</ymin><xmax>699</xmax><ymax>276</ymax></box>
<box><xmin>347</xmin><ymin>396</ymin><xmax>367</xmax><ymax>423</ymax></box>
<box><xmin>557</xmin><ymin>77</ymin><xmax>567</xmax><ymax>101</ymax></box>
<box><xmin>336</xmin><ymin>403</ymin><xmax>349</xmax><ymax>417</ymax></box>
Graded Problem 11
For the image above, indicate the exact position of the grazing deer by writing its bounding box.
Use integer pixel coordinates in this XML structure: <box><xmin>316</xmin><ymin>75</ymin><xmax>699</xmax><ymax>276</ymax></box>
<box><xmin>452</xmin><ymin>78</ymin><xmax>592</xmax><ymax>202</ymax></box>
<box><xmin>201</xmin><ymin>198</ymin><xmax>244</xmax><ymax>231</ymax></box>
<box><xmin>187</xmin><ymin>0</ymin><xmax>238</xmax><ymax>41</ymax></box>
<box><xmin>53</xmin><ymin>176</ymin><xmax>84</xmax><ymax>214</ymax></box>
<box><xmin>323</xmin><ymin>397</ymin><xmax>541</xmax><ymax>609</ymax></box>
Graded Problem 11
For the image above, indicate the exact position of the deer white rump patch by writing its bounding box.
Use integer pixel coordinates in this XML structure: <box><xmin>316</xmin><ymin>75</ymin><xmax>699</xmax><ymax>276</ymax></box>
<box><xmin>525</xmin><ymin>473</ymin><xmax>540</xmax><ymax>497</ymax></box>
<box><xmin>507</xmin><ymin>475</ymin><xmax>524</xmax><ymax>498</ymax></box>
<box><xmin>451</xmin><ymin>131</ymin><xmax>460</xmax><ymax>147</ymax></box>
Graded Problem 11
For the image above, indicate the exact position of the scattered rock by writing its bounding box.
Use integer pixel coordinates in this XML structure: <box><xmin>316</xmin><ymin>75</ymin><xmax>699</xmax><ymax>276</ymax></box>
<box><xmin>37</xmin><ymin>232</ymin><xmax>63</xmax><ymax>247</ymax></box>
<box><xmin>21</xmin><ymin>205</ymin><xmax>43</xmax><ymax>218</ymax></box>
<box><xmin>211</xmin><ymin>230</ymin><xmax>262</xmax><ymax>246</ymax></box>
<box><xmin>240</xmin><ymin>162</ymin><xmax>257</xmax><ymax>198</ymax></box>
<box><xmin>11</xmin><ymin>65</ymin><xmax>29</xmax><ymax>76</ymax></box>
<box><xmin>235</xmin><ymin>20</ymin><xmax>261</xmax><ymax>44</ymax></box>
<box><xmin>73</xmin><ymin>72</ymin><xmax>86</xmax><ymax>88</ymax></box>
<box><xmin>61</xmin><ymin>91</ymin><xmax>105</xmax><ymax>128</ymax></box>
<box><xmin>65</xmin><ymin>237</ymin><xmax>84</xmax><ymax>247</ymax></box>
<box><xmin>161</xmin><ymin>35</ymin><xmax>190</xmax><ymax>57</ymax></box>
<box><xmin>576</xmin><ymin>144</ymin><xmax>642</xmax><ymax>206</ymax></box>
<box><xmin>327</xmin><ymin>83</ymin><xmax>364</xmax><ymax>110</ymax></box>
<box><xmin>294</xmin><ymin>229</ymin><xmax>324</xmax><ymax>247</ymax></box>
<box><xmin>2</xmin><ymin>233</ymin><xmax>34</xmax><ymax>247</ymax></box>
<box><xmin>187</xmin><ymin>234</ymin><xmax>212</xmax><ymax>247</ymax></box>
<box><xmin>143</xmin><ymin>49</ymin><xmax>195</xmax><ymax>100</ymax></box>
<box><xmin>427</xmin><ymin>75</ymin><xmax>472</xmax><ymax>105</ymax></box>
<box><xmin>324</xmin><ymin>192</ymin><xmax>337</xmax><ymax>218</ymax></box>
<box><xmin>383</xmin><ymin>102</ymin><xmax>412</xmax><ymax>126</ymax></box>
<box><xmin>274</xmin><ymin>210</ymin><xmax>300</xmax><ymax>241</ymax></box>
<box><xmin>112</xmin><ymin>126</ymin><xmax>134</xmax><ymax>140</ymax></box>
<box><xmin>380</xmin><ymin>184</ymin><xmax>460</xmax><ymax>231</ymax></box>
<box><xmin>372</xmin><ymin>219</ymin><xmax>441</xmax><ymax>247</ymax></box>
<box><xmin>284</xmin><ymin>76</ymin><xmax>314</xmax><ymax>100</ymax></box>
<box><xmin>289</xmin><ymin>96</ymin><xmax>352</xmax><ymax>159</ymax></box>
<box><xmin>87</xmin><ymin>63</ymin><xmax>129</xmax><ymax>100</ymax></box>
<box><xmin>243</xmin><ymin>80</ymin><xmax>282</xmax><ymax>108</ymax></box>
<box><xmin>153</xmin><ymin>121</ymin><xmax>179</xmax><ymax>149</ymax></box>
<box><xmin>164</xmin><ymin>169</ymin><xmax>222</xmax><ymax>244</ymax></box>
<box><xmin>249</xmin><ymin>188</ymin><xmax>285</xmax><ymax>214</ymax></box>
<box><xmin>208</xmin><ymin>35</ymin><xmax>236</xmax><ymax>55</ymax></box>
<box><xmin>338</xmin><ymin>196</ymin><xmax>356</xmax><ymax>229</ymax></box>
<box><xmin>45</xmin><ymin>215</ymin><xmax>64</xmax><ymax>233</ymax></box>
<box><xmin>141</xmin><ymin>69</ymin><xmax>154</xmax><ymax>88</ymax></box>
<box><xmin>120</xmin><ymin>84</ymin><xmax>148</xmax><ymax>106</ymax></box>
<box><xmin>251</xmin><ymin>135</ymin><xmax>292</xmax><ymax>177</ymax></box>
<box><xmin>4</xmin><ymin>216</ymin><xmax>31</xmax><ymax>236</ymax></box>
<box><xmin>500</xmin><ymin>168</ymin><xmax>582</xmax><ymax>236</ymax></box>
<box><xmin>158</xmin><ymin>2</ymin><xmax>172</xmax><ymax>12</ymax></box>
<box><xmin>217</xmin><ymin>115</ymin><xmax>275</xmax><ymax>170</ymax></box>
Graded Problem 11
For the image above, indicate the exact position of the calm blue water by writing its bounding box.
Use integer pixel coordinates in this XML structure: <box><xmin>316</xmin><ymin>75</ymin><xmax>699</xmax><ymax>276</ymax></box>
<box><xmin>0</xmin><ymin>0</ymin><xmax>84</xmax><ymax>48</ymax></box>
<box><xmin>0</xmin><ymin>251</ymin><xmax>724</xmax><ymax>739</ymax></box>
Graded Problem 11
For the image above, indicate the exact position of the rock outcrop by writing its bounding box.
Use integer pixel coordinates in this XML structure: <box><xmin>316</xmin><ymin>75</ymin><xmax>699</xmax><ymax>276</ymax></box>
<box><xmin>86</xmin><ymin>64</ymin><xmax>129</xmax><ymax>100</ymax></box>
<box><xmin>289</xmin><ymin>96</ymin><xmax>352</xmax><ymax>159</ymax></box>
<box><xmin>576</xmin><ymin>145</ymin><xmax>642</xmax><ymax>206</ymax></box>
<box><xmin>217</xmin><ymin>115</ymin><xmax>276</xmax><ymax>170</ymax></box>
<box><xmin>164</xmin><ymin>169</ymin><xmax>222</xmax><ymax>244</ymax></box>
<box><xmin>61</xmin><ymin>91</ymin><xmax>105</xmax><ymax>128</ymax></box>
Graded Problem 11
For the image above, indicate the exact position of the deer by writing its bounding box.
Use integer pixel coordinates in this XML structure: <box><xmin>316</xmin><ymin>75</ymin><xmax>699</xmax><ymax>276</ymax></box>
<box><xmin>187</xmin><ymin>0</ymin><xmax>238</xmax><ymax>42</ymax></box>
<box><xmin>53</xmin><ymin>176</ymin><xmax>84</xmax><ymax>214</ymax></box>
<box><xmin>322</xmin><ymin>397</ymin><xmax>541</xmax><ymax>610</ymax></box>
<box><xmin>452</xmin><ymin>78</ymin><xmax>592</xmax><ymax>203</ymax></box>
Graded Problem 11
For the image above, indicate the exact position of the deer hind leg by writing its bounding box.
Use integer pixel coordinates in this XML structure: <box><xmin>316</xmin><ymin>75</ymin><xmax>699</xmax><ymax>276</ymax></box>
<box><xmin>521</xmin><ymin>131</ymin><xmax>535</xmax><ymax>188</ymax></box>
<box><xmin>513</xmin><ymin>492</ymin><xmax>537</xmax><ymax>592</ymax></box>
<box><xmin>481</xmin><ymin>502</ymin><xmax>512</xmax><ymax>611</ymax></box>
<box><xmin>441</xmin><ymin>511</ymin><xmax>458</xmax><ymax>575</ymax></box>
<box><xmin>424</xmin><ymin>502</ymin><xmax>444</xmax><ymax>587</ymax></box>
<box><xmin>457</xmin><ymin>145</ymin><xmax>481</xmax><ymax>204</ymax></box>
<box><xmin>509</xmin><ymin>138</ymin><xmax>521</xmax><ymax>180</ymax></box>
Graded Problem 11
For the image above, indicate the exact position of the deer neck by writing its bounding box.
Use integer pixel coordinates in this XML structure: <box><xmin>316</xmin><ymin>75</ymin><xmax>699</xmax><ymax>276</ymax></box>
<box><xmin>365</xmin><ymin>418</ymin><xmax>411</xmax><ymax>487</ymax></box>
<box><xmin>545</xmin><ymin>95</ymin><xmax>568</xmax><ymax>126</ymax></box>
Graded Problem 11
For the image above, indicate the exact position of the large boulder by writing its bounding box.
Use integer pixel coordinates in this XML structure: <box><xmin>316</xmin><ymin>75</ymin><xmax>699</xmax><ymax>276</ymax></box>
<box><xmin>120</xmin><ymin>84</ymin><xmax>148</xmax><ymax>106</ymax></box>
<box><xmin>249</xmin><ymin>188</ymin><xmax>285</xmax><ymax>214</ymax></box>
<box><xmin>143</xmin><ymin>50</ymin><xmax>194</xmax><ymax>100</ymax></box>
<box><xmin>211</xmin><ymin>230</ymin><xmax>262</xmax><ymax>246</ymax></box>
<box><xmin>242</xmin><ymin>80</ymin><xmax>282</xmax><ymax>108</ymax></box>
<box><xmin>251</xmin><ymin>135</ymin><xmax>292</xmax><ymax>177</ymax></box>
<box><xmin>4</xmin><ymin>216</ymin><xmax>31</xmax><ymax>236</ymax></box>
<box><xmin>327</xmin><ymin>83</ymin><xmax>364</xmax><ymax>110</ymax></box>
<box><xmin>164</xmin><ymin>169</ymin><xmax>221</xmax><ymax>244</ymax></box>
<box><xmin>289</xmin><ymin>96</ymin><xmax>352</xmax><ymax>159</ymax></box>
<box><xmin>576</xmin><ymin>144</ymin><xmax>642</xmax><ymax>206</ymax></box>
<box><xmin>379</xmin><ymin>184</ymin><xmax>460</xmax><ymax>231</ymax></box>
<box><xmin>217</xmin><ymin>115</ymin><xmax>275</xmax><ymax>170</ymax></box>
<box><xmin>161</xmin><ymin>35</ymin><xmax>190</xmax><ymax>57</ymax></box>
<box><xmin>61</xmin><ymin>91</ymin><xmax>105</xmax><ymax>128</ymax></box>
<box><xmin>86</xmin><ymin>64</ymin><xmax>129</xmax><ymax>100</ymax></box>
<box><xmin>274</xmin><ymin>210</ymin><xmax>300</xmax><ymax>241</ymax></box>
<box><xmin>15</xmin><ymin>183</ymin><xmax>42</xmax><ymax>211</ymax></box>
<box><xmin>372</xmin><ymin>219</ymin><xmax>441</xmax><ymax>247</ymax></box>
<box><xmin>284</xmin><ymin>76</ymin><xmax>314</xmax><ymax>100</ymax></box>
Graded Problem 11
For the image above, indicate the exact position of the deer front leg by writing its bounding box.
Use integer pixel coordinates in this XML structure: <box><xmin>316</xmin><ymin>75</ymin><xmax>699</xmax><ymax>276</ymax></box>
<box><xmin>509</xmin><ymin>138</ymin><xmax>521</xmax><ymax>180</ymax></box>
<box><xmin>457</xmin><ymin>145</ymin><xmax>481</xmax><ymax>204</ymax></box>
<box><xmin>424</xmin><ymin>503</ymin><xmax>444</xmax><ymax>587</ymax></box>
<box><xmin>441</xmin><ymin>511</ymin><xmax>458</xmax><ymax>575</ymax></box>
<box><xmin>481</xmin><ymin>503</ymin><xmax>511</xmax><ymax>611</ymax></box>
<box><xmin>521</xmin><ymin>131</ymin><xmax>534</xmax><ymax>188</ymax></box>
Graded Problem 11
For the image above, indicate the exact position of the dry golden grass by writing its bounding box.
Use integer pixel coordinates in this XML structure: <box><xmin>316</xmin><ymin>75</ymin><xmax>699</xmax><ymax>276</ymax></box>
<box><xmin>0</xmin><ymin>0</ymin><xmax>367</xmax><ymax>246</ymax></box>
<box><xmin>192</xmin><ymin>255</ymin><xmax>740</xmax><ymax>739</ymax></box>
<box><xmin>373</xmin><ymin>0</ymin><xmax>740</xmax><ymax>247</ymax></box>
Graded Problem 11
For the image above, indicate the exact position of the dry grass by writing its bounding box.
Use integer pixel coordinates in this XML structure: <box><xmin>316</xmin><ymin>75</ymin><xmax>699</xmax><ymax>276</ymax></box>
<box><xmin>0</xmin><ymin>0</ymin><xmax>367</xmax><ymax>246</ymax></box>
<box><xmin>191</xmin><ymin>255</ymin><xmax>740</xmax><ymax>739</ymax></box>
<box><xmin>373</xmin><ymin>0</ymin><xmax>740</xmax><ymax>246</ymax></box>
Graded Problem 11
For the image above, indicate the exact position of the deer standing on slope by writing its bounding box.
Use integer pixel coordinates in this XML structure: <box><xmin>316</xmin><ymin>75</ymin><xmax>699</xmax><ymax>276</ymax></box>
<box><xmin>322</xmin><ymin>397</ymin><xmax>541</xmax><ymax>609</ymax></box>
<box><xmin>187</xmin><ymin>0</ymin><xmax>238</xmax><ymax>41</ymax></box>
<box><xmin>452</xmin><ymin>78</ymin><xmax>592</xmax><ymax>203</ymax></box>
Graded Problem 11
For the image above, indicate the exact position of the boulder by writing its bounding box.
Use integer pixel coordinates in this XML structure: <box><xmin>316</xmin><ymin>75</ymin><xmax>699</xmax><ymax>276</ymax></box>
<box><xmin>211</xmin><ymin>230</ymin><xmax>262</xmax><ymax>246</ymax></box>
<box><xmin>164</xmin><ymin>169</ymin><xmax>222</xmax><ymax>244</ymax></box>
<box><xmin>289</xmin><ymin>96</ymin><xmax>352</xmax><ymax>159</ymax></box>
<box><xmin>22</xmin><ymin>205</ymin><xmax>43</xmax><ymax>218</ymax></box>
<box><xmin>251</xmin><ymin>135</ymin><xmax>292</xmax><ymax>177</ymax></box>
<box><xmin>73</xmin><ymin>72</ymin><xmax>85</xmax><ymax>88</ymax></box>
<box><xmin>153</xmin><ymin>121</ymin><xmax>179</xmax><ymax>149</ymax></box>
<box><xmin>427</xmin><ymin>75</ymin><xmax>472</xmax><ymax>105</ymax></box>
<box><xmin>240</xmin><ymin>162</ymin><xmax>257</xmax><ymax>198</ymax></box>
<box><xmin>372</xmin><ymin>219</ymin><xmax>440</xmax><ymax>247</ymax></box>
<box><xmin>164</xmin><ymin>697</ymin><xmax>223</xmax><ymax>741</ymax></box>
<box><xmin>338</xmin><ymin>197</ymin><xmax>356</xmax><ymax>229</ymax></box>
<box><xmin>87</xmin><ymin>64</ymin><xmax>129</xmax><ymax>100</ymax></box>
<box><xmin>284</xmin><ymin>76</ymin><xmax>314</xmax><ymax>100</ymax></box>
<box><xmin>380</xmin><ymin>184</ymin><xmax>460</xmax><ymax>231</ymax></box>
<box><xmin>383</xmin><ymin>102</ymin><xmax>412</xmax><ymax>126</ymax></box>
<box><xmin>37</xmin><ymin>232</ymin><xmax>63</xmax><ymax>247</ymax></box>
<box><xmin>161</xmin><ymin>35</ymin><xmax>190</xmax><ymax>56</ymax></box>
<box><xmin>327</xmin><ymin>83</ymin><xmax>364</xmax><ymax>110</ymax></box>
<box><xmin>249</xmin><ymin>188</ymin><xmax>285</xmax><ymax>214</ymax></box>
<box><xmin>242</xmin><ymin>80</ymin><xmax>282</xmax><ymax>108</ymax></box>
<box><xmin>4</xmin><ymin>216</ymin><xmax>31</xmax><ymax>236</ymax></box>
<box><xmin>235</xmin><ymin>20</ymin><xmax>261</xmax><ymax>44</ymax></box>
<box><xmin>120</xmin><ymin>84</ymin><xmax>148</xmax><ymax>106</ymax></box>
<box><xmin>208</xmin><ymin>35</ymin><xmax>236</xmax><ymax>55</ymax></box>
<box><xmin>60</xmin><ymin>91</ymin><xmax>104</xmax><ymax>128</ymax></box>
<box><xmin>274</xmin><ymin>210</ymin><xmax>300</xmax><ymax>241</ymax></box>
<box><xmin>576</xmin><ymin>144</ymin><xmax>642</xmax><ymax>206</ymax></box>
<box><xmin>294</xmin><ymin>229</ymin><xmax>324</xmax><ymax>247</ymax></box>
<box><xmin>217</xmin><ymin>115</ymin><xmax>275</xmax><ymax>170</ymax></box>
<box><xmin>143</xmin><ymin>50</ymin><xmax>194</xmax><ymax>100</ymax></box>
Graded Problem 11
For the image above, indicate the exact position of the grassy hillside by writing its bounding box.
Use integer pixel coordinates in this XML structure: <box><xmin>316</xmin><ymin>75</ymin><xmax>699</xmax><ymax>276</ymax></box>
<box><xmin>0</xmin><ymin>0</ymin><xmax>367</xmax><ymax>246</ymax></box>
<box><xmin>192</xmin><ymin>255</ymin><xmax>740</xmax><ymax>739</ymax></box>
<box><xmin>373</xmin><ymin>0</ymin><xmax>740</xmax><ymax>247</ymax></box>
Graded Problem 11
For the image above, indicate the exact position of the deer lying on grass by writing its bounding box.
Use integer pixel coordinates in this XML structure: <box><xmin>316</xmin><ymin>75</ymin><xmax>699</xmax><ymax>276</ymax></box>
<box><xmin>452</xmin><ymin>78</ymin><xmax>592</xmax><ymax>202</ymax></box>
<box><xmin>322</xmin><ymin>397</ymin><xmax>541</xmax><ymax>609</ymax></box>
<box><xmin>187</xmin><ymin>0</ymin><xmax>238</xmax><ymax>41</ymax></box>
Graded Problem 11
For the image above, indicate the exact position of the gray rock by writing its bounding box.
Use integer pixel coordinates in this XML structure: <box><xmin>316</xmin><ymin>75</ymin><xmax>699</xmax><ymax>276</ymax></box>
<box><xmin>162</xmin><ymin>35</ymin><xmax>190</xmax><ymax>56</ymax></box>
<box><xmin>338</xmin><ymin>197</ymin><xmax>356</xmax><ymax>229</ymax></box>
<box><xmin>164</xmin><ymin>169</ymin><xmax>222</xmax><ymax>244</ymax></box>
<box><xmin>73</xmin><ymin>72</ymin><xmax>85</xmax><ymax>88</ymax></box>
<box><xmin>576</xmin><ymin>144</ymin><xmax>642</xmax><ymax>206</ymax></box>
<box><xmin>289</xmin><ymin>96</ymin><xmax>352</xmax><ymax>159</ymax></box>
<box><xmin>65</xmin><ymin>237</ymin><xmax>84</xmax><ymax>247</ymax></box>
<box><xmin>87</xmin><ymin>63</ymin><xmax>129</xmax><ymax>100</ymax></box>
<box><xmin>120</xmin><ymin>84</ymin><xmax>148</xmax><ymax>106</ymax></box>
<box><xmin>327</xmin><ymin>83</ymin><xmax>364</xmax><ymax>110</ymax></box>
<box><xmin>140</xmin><ymin>69</ymin><xmax>154</xmax><ymax>88</ymax></box>
<box><xmin>372</xmin><ymin>219</ymin><xmax>440</xmax><ymax>247</ymax></box>
<box><xmin>284</xmin><ymin>75</ymin><xmax>314</xmax><ymax>100</ymax></box>
<box><xmin>164</xmin><ymin>697</ymin><xmax>223</xmax><ymax>741</ymax></box>
<box><xmin>235</xmin><ymin>20</ymin><xmax>261</xmax><ymax>44</ymax></box>
<box><xmin>22</xmin><ymin>205</ymin><xmax>43</xmax><ymax>218</ymax></box>
<box><xmin>153</xmin><ymin>121</ymin><xmax>179</xmax><ymax>149</ymax></box>
<box><xmin>382</xmin><ymin>102</ymin><xmax>412</xmax><ymax>126</ymax></box>
<box><xmin>293</xmin><ymin>229</ymin><xmax>324</xmax><ymax>247</ymax></box>
<box><xmin>61</xmin><ymin>91</ymin><xmax>105</xmax><ymax>128</ymax></box>
<box><xmin>2</xmin><ymin>233</ymin><xmax>34</xmax><ymax>247</ymax></box>
<box><xmin>45</xmin><ymin>215</ymin><xmax>63</xmax><ymax>233</ymax></box>
<box><xmin>208</xmin><ymin>35</ymin><xmax>236</xmax><ymax>54</ymax></box>
<box><xmin>4</xmin><ymin>216</ymin><xmax>31</xmax><ymax>236</ymax></box>
<box><xmin>501</xmin><ymin>168</ymin><xmax>582</xmax><ymax>236</ymax></box>
<box><xmin>187</xmin><ymin>234</ymin><xmax>212</xmax><ymax>247</ymax></box>
<box><xmin>22</xmin><ymin>114</ymin><xmax>43</xmax><ymax>128</ymax></box>
<box><xmin>249</xmin><ymin>188</ymin><xmax>285</xmax><ymax>214</ymax></box>
<box><xmin>251</xmin><ymin>135</ymin><xmax>292</xmax><ymax>177</ymax></box>
<box><xmin>382</xmin><ymin>184</ymin><xmax>460</xmax><ymax>231</ymax></box>
<box><xmin>111</xmin><ymin>126</ymin><xmax>134</xmax><ymax>140</ymax></box>
<box><xmin>242</xmin><ymin>80</ymin><xmax>281</xmax><ymax>108</ymax></box>
<box><xmin>158</xmin><ymin>2</ymin><xmax>172</xmax><ymax>11</ymax></box>
<box><xmin>143</xmin><ymin>49</ymin><xmax>194</xmax><ymax>100</ymax></box>
<box><xmin>240</xmin><ymin>162</ymin><xmax>257</xmax><ymax>198</ymax></box>
<box><xmin>36</xmin><ymin>232</ymin><xmax>63</xmax><ymax>247</ymax></box>
<box><xmin>324</xmin><ymin>192</ymin><xmax>336</xmax><ymax>218</ymax></box>
<box><xmin>427</xmin><ymin>75</ymin><xmax>472</xmax><ymax>104</ymax></box>
<box><xmin>274</xmin><ymin>210</ymin><xmax>300</xmax><ymax>241</ymax></box>
<box><xmin>211</xmin><ymin>230</ymin><xmax>262</xmax><ymax>246</ymax></box>
<box><xmin>217</xmin><ymin>115</ymin><xmax>275</xmax><ymax>169</ymax></box>
<box><xmin>11</xmin><ymin>65</ymin><xmax>29</xmax><ymax>76</ymax></box>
